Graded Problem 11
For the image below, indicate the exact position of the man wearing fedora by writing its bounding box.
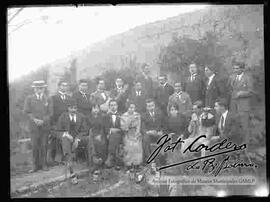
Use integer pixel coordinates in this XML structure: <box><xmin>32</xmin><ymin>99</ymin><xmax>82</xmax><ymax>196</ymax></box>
<box><xmin>228</xmin><ymin>61</ymin><xmax>253</xmax><ymax>145</ymax></box>
<box><xmin>23</xmin><ymin>80</ymin><xmax>52</xmax><ymax>172</ymax></box>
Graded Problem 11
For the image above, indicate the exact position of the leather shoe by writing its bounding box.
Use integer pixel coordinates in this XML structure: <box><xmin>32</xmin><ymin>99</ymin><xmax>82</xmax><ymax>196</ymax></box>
<box><xmin>115</xmin><ymin>166</ymin><xmax>121</xmax><ymax>171</ymax></box>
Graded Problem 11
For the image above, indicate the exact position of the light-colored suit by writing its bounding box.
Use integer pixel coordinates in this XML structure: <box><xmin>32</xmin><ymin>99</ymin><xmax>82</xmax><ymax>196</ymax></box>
<box><xmin>229</xmin><ymin>72</ymin><xmax>253</xmax><ymax>144</ymax></box>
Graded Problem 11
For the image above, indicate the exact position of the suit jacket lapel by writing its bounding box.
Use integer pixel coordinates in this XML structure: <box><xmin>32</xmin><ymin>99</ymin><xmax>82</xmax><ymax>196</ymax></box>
<box><xmin>224</xmin><ymin>112</ymin><xmax>232</xmax><ymax>134</ymax></box>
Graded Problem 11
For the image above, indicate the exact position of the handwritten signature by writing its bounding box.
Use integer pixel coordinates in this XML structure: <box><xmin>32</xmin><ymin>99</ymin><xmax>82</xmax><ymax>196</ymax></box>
<box><xmin>146</xmin><ymin>134</ymin><xmax>255</xmax><ymax>175</ymax></box>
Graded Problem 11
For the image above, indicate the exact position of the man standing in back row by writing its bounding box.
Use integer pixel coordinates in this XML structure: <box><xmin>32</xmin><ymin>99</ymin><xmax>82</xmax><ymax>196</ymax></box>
<box><xmin>72</xmin><ymin>79</ymin><xmax>92</xmax><ymax>117</ymax></box>
<box><xmin>184</xmin><ymin>63</ymin><xmax>205</xmax><ymax>105</ymax></box>
<box><xmin>135</xmin><ymin>63</ymin><xmax>154</xmax><ymax>99</ymax></box>
<box><xmin>48</xmin><ymin>80</ymin><xmax>71</xmax><ymax>165</ymax></box>
<box><xmin>154</xmin><ymin>74</ymin><xmax>174</xmax><ymax>116</ymax></box>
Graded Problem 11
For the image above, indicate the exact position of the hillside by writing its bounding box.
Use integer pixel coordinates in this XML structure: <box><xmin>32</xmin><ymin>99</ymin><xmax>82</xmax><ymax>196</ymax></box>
<box><xmin>69</xmin><ymin>5</ymin><xmax>263</xmax><ymax>84</ymax></box>
<box><xmin>11</xmin><ymin>5</ymin><xmax>263</xmax><ymax>94</ymax></box>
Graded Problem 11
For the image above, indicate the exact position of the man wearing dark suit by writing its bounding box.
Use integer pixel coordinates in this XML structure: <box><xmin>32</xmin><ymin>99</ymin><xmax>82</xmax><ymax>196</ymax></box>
<box><xmin>23</xmin><ymin>80</ymin><xmax>52</xmax><ymax>172</ymax></box>
<box><xmin>56</xmin><ymin>99</ymin><xmax>88</xmax><ymax>184</ymax></box>
<box><xmin>184</xmin><ymin>63</ymin><xmax>206</xmax><ymax>105</ymax></box>
<box><xmin>204</xmin><ymin>65</ymin><xmax>228</xmax><ymax>108</ymax></box>
<box><xmin>127</xmin><ymin>80</ymin><xmax>147</xmax><ymax>114</ymax></box>
<box><xmin>110</xmin><ymin>78</ymin><xmax>128</xmax><ymax>113</ymax></box>
<box><xmin>228</xmin><ymin>62</ymin><xmax>253</xmax><ymax>145</ymax></box>
<box><xmin>135</xmin><ymin>63</ymin><xmax>154</xmax><ymax>99</ymax></box>
<box><xmin>141</xmin><ymin>99</ymin><xmax>166</xmax><ymax>166</ymax></box>
<box><xmin>214</xmin><ymin>98</ymin><xmax>242</xmax><ymax>145</ymax></box>
<box><xmin>48</xmin><ymin>80</ymin><xmax>72</xmax><ymax>164</ymax></box>
<box><xmin>90</xmin><ymin>79</ymin><xmax>110</xmax><ymax>113</ymax></box>
<box><xmin>103</xmin><ymin>99</ymin><xmax>123</xmax><ymax>169</ymax></box>
<box><xmin>154</xmin><ymin>74</ymin><xmax>174</xmax><ymax>116</ymax></box>
<box><xmin>72</xmin><ymin>79</ymin><xmax>92</xmax><ymax>117</ymax></box>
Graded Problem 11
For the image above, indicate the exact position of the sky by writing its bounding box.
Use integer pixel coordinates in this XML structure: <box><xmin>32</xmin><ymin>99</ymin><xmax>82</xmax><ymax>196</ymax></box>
<box><xmin>8</xmin><ymin>4</ymin><xmax>209</xmax><ymax>82</ymax></box>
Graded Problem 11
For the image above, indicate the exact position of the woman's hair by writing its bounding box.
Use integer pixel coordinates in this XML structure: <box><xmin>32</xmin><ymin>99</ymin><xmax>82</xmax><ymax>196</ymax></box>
<box><xmin>126</xmin><ymin>100</ymin><xmax>136</xmax><ymax>109</ymax></box>
<box><xmin>169</xmin><ymin>104</ymin><xmax>179</xmax><ymax>112</ymax></box>
<box><xmin>193</xmin><ymin>100</ymin><xmax>203</xmax><ymax>109</ymax></box>
<box><xmin>92</xmin><ymin>104</ymin><xmax>100</xmax><ymax>110</ymax></box>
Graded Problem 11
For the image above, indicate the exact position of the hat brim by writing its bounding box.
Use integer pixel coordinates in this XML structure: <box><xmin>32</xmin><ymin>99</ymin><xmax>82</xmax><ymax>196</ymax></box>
<box><xmin>31</xmin><ymin>85</ymin><xmax>47</xmax><ymax>88</ymax></box>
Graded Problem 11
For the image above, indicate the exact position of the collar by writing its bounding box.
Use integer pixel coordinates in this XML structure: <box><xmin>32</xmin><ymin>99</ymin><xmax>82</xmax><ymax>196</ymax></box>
<box><xmin>58</xmin><ymin>91</ymin><xmax>65</xmax><ymax>96</ymax></box>
<box><xmin>191</xmin><ymin>73</ymin><xmax>197</xmax><ymax>77</ymax></box>
<box><xmin>79</xmin><ymin>90</ymin><xmax>86</xmax><ymax>95</ymax></box>
<box><xmin>142</xmin><ymin>72</ymin><xmax>149</xmax><ymax>79</ymax></box>
<box><xmin>110</xmin><ymin>111</ymin><xmax>118</xmax><ymax>115</ymax></box>
<box><xmin>176</xmin><ymin>91</ymin><xmax>183</xmax><ymax>96</ymax></box>
<box><xmin>222</xmin><ymin>110</ymin><xmax>228</xmax><ymax>119</ymax></box>
<box><xmin>160</xmin><ymin>82</ymin><xmax>167</xmax><ymax>87</ymax></box>
<box><xmin>149</xmin><ymin>110</ymin><xmax>155</xmax><ymax>115</ymax></box>
<box><xmin>69</xmin><ymin>113</ymin><xmax>76</xmax><ymax>117</ymax></box>
<box><xmin>116</xmin><ymin>86</ymin><xmax>123</xmax><ymax>90</ymax></box>
<box><xmin>237</xmin><ymin>72</ymin><xmax>244</xmax><ymax>79</ymax></box>
<box><xmin>35</xmin><ymin>93</ymin><xmax>43</xmax><ymax>98</ymax></box>
<box><xmin>208</xmin><ymin>73</ymin><xmax>215</xmax><ymax>81</ymax></box>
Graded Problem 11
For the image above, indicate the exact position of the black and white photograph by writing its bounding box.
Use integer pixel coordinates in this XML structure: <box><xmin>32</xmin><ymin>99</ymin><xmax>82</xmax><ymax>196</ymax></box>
<box><xmin>8</xmin><ymin>4</ymin><xmax>267</xmax><ymax>197</ymax></box>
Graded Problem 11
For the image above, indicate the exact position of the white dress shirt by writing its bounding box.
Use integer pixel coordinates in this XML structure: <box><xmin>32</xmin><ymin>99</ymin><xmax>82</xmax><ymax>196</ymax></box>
<box><xmin>80</xmin><ymin>91</ymin><xmax>88</xmax><ymax>100</ymax></box>
<box><xmin>69</xmin><ymin>114</ymin><xmax>77</xmax><ymax>122</ymax></box>
<box><xmin>218</xmin><ymin>110</ymin><xmax>228</xmax><ymax>131</ymax></box>
<box><xmin>59</xmin><ymin>91</ymin><xmax>66</xmax><ymax>100</ymax></box>
<box><xmin>136</xmin><ymin>91</ymin><xmax>141</xmax><ymax>96</ymax></box>
<box><xmin>35</xmin><ymin>93</ymin><xmax>43</xmax><ymax>100</ymax></box>
<box><xmin>101</xmin><ymin>92</ymin><xmax>106</xmax><ymax>100</ymax></box>
<box><xmin>236</xmin><ymin>72</ymin><xmax>244</xmax><ymax>81</ymax></box>
<box><xmin>207</xmin><ymin>74</ymin><xmax>215</xmax><ymax>87</ymax></box>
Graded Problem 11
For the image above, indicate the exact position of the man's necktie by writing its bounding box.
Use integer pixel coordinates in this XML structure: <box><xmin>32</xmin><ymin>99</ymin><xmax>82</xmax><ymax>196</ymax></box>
<box><xmin>82</xmin><ymin>93</ymin><xmax>87</xmax><ymax>101</ymax></box>
<box><xmin>150</xmin><ymin>112</ymin><xmax>155</xmax><ymax>122</ymax></box>
<box><xmin>61</xmin><ymin>94</ymin><xmax>66</xmax><ymax>101</ymax></box>
<box><xmin>191</xmin><ymin>74</ymin><xmax>195</xmax><ymax>82</ymax></box>
<box><xmin>177</xmin><ymin>92</ymin><xmax>182</xmax><ymax>99</ymax></box>
<box><xmin>112</xmin><ymin>114</ymin><xmax>116</xmax><ymax>127</ymax></box>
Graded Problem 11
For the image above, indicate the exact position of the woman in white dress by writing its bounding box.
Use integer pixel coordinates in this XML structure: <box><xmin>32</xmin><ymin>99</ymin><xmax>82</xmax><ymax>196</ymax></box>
<box><xmin>121</xmin><ymin>102</ymin><xmax>143</xmax><ymax>170</ymax></box>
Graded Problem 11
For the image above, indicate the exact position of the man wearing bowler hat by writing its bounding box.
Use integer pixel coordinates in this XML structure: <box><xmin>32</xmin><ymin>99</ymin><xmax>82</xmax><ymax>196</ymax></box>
<box><xmin>23</xmin><ymin>80</ymin><xmax>52</xmax><ymax>172</ymax></box>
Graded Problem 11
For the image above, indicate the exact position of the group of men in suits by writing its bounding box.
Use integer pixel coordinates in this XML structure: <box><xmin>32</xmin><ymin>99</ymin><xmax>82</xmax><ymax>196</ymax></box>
<box><xmin>23</xmin><ymin>60</ymin><xmax>253</xmax><ymax>176</ymax></box>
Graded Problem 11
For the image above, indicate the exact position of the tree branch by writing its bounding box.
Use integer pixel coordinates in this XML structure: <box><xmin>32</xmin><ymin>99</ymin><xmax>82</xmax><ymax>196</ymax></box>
<box><xmin>8</xmin><ymin>8</ymin><xmax>24</xmax><ymax>24</ymax></box>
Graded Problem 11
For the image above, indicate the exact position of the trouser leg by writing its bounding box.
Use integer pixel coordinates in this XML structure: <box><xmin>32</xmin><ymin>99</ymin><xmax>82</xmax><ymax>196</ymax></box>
<box><xmin>47</xmin><ymin>135</ymin><xmax>57</xmax><ymax>163</ymax></box>
<box><xmin>31</xmin><ymin>131</ymin><xmax>39</xmax><ymax>170</ymax></box>
<box><xmin>40</xmin><ymin>130</ymin><xmax>48</xmax><ymax>168</ymax></box>
<box><xmin>239</xmin><ymin>111</ymin><xmax>250</xmax><ymax>146</ymax></box>
<box><xmin>106</xmin><ymin>133</ymin><xmax>122</xmax><ymax>167</ymax></box>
